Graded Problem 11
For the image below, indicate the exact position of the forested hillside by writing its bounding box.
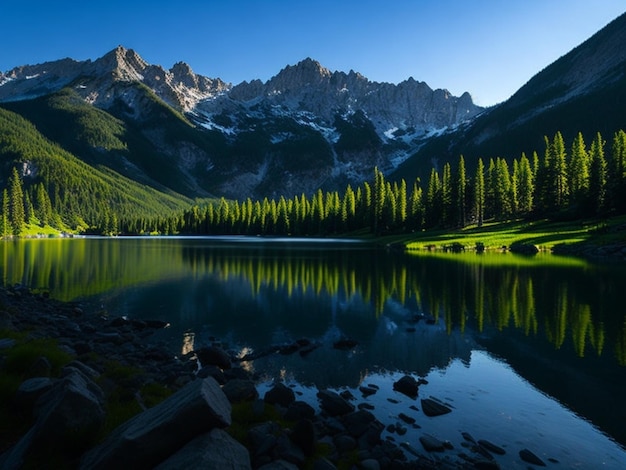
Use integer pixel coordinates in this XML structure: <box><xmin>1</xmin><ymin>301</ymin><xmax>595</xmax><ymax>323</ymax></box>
<box><xmin>0</xmin><ymin>107</ymin><xmax>193</xmax><ymax>236</ymax></box>
<box><xmin>151</xmin><ymin>130</ymin><xmax>626</xmax><ymax>237</ymax></box>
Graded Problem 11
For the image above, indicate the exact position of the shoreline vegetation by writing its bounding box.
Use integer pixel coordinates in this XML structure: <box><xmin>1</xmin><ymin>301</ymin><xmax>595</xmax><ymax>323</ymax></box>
<box><xmin>5</xmin><ymin>214</ymin><xmax>626</xmax><ymax>261</ymax></box>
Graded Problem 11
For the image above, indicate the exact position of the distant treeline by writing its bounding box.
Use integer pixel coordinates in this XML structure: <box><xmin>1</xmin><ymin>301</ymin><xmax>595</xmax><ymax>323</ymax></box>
<box><xmin>143</xmin><ymin>129</ymin><xmax>626</xmax><ymax>236</ymax></box>
<box><xmin>1</xmin><ymin>128</ymin><xmax>625</xmax><ymax>237</ymax></box>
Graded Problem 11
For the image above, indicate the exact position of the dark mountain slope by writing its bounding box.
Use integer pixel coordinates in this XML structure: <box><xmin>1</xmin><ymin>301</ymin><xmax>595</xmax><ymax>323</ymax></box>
<box><xmin>392</xmin><ymin>11</ymin><xmax>626</xmax><ymax>179</ymax></box>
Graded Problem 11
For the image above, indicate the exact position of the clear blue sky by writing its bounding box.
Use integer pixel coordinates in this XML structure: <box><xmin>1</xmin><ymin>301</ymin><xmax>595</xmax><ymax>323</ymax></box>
<box><xmin>1</xmin><ymin>0</ymin><xmax>624</xmax><ymax>106</ymax></box>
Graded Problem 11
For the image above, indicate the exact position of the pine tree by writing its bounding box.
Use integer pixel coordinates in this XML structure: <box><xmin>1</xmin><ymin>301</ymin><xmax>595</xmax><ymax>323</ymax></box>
<box><xmin>8</xmin><ymin>167</ymin><xmax>25</xmax><ymax>236</ymax></box>
<box><xmin>426</xmin><ymin>168</ymin><xmax>441</xmax><ymax>228</ymax></box>
<box><xmin>569</xmin><ymin>132</ymin><xmax>590</xmax><ymax>206</ymax></box>
<box><xmin>551</xmin><ymin>131</ymin><xmax>569</xmax><ymax>209</ymax></box>
<box><xmin>455</xmin><ymin>155</ymin><xmax>467</xmax><ymax>227</ymax></box>
<box><xmin>1</xmin><ymin>188</ymin><xmax>10</xmax><ymax>238</ymax></box>
<box><xmin>485</xmin><ymin>158</ymin><xmax>496</xmax><ymax>219</ymax></box>
<box><xmin>588</xmin><ymin>132</ymin><xmax>607</xmax><ymax>214</ymax></box>
<box><xmin>474</xmin><ymin>158</ymin><xmax>485</xmax><ymax>227</ymax></box>
<box><xmin>397</xmin><ymin>179</ymin><xmax>407</xmax><ymax>230</ymax></box>
<box><xmin>409</xmin><ymin>180</ymin><xmax>424</xmax><ymax>231</ymax></box>
<box><xmin>373</xmin><ymin>167</ymin><xmax>386</xmax><ymax>234</ymax></box>
<box><xmin>608</xmin><ymin>130</ymin><xmax>626</xmax><ymax>212</ymax></box>
<box><xmin>516</xmin><ymin>153</ymin><xmax>534</xmax><ymax>215</ymax></box>
<box><xmin>493</xmin><ymin>158</ymin><xmax>512</xmax><ymax>219</ymax></box>
<box><xmin>441</xmin><ymin>162</ymin><xmax>453</xmax><ymax>226</ymax></box>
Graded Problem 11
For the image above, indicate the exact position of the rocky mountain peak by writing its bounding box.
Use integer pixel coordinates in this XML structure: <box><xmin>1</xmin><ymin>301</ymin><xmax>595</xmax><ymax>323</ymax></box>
<box><xmin>268</xmin><ymin>57</ymin><xmax>332</xmax><ymax>91</ymax></box>
<box><xmin>95</xmin><ymin>46</ymin><xmax>148</xmax><ymax>81</ymax></box>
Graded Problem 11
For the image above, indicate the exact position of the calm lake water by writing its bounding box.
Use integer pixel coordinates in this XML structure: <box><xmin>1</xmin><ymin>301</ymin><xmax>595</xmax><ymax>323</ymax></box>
<box><xmin>2</xmin><ymin>237</ymin><xmax>626</xmax><ymax>468</ymax></box>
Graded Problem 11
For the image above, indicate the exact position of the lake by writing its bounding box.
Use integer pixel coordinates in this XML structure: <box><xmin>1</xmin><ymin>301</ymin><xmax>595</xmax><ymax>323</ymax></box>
<box><xmin>2</xmin><ymin>237</ymin><xmax>626</xmax><ymax>468</ymax></box>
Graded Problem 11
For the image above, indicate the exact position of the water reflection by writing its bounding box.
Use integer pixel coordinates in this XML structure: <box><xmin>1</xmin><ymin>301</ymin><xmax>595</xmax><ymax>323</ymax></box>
<box><xmin>1</xmin><ymin>237</ymin><xmax>626</xmax><ymax>451</ymax></box>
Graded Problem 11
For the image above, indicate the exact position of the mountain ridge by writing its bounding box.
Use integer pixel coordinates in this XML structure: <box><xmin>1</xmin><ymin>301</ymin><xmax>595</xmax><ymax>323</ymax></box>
<box><xmin>0</xmin><ymin>47</ymin><xmax>482</xmax><ymax>199</ymax></box>
<box><xmin>2</xmin><ymin>10</ymin><xmax>625</xmax><ymax>212</ymax></box>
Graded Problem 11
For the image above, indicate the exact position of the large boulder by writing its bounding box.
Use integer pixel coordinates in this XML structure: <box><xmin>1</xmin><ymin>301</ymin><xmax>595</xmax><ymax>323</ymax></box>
<box><xmin>155</xmin><ymin>428</ymin><xmax>251</xmax><ymax>469</ymax></box>
<box><xmin>80</xmin><ymin>377</ymin><xmax>231</xmax><ymax>470</ymax></box>
<box><xmin>0</xmin><ymin>366</ymin><xmax>106</xmax><ymax>470</ymax></box>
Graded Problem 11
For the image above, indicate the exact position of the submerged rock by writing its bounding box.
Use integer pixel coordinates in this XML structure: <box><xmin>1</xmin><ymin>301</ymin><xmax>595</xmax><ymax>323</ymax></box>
<box><xmin>333</xmin><ymin>338</ymin><xmax>358</xmax><ymax>350</ymax></box>
<box><xmin>419</xmin><ymin>433</ymin><xmax>446</xmax><ymax>452</ymax></box>
<box><xmin>478</xmin><ymin>439</ymin><xmax>506</xmax><ymax>455</ymax></box>
<box><xmin>519</xmin><ymin>448</ymin><xmax>546</xmax><ymax>466</ymax></box>
<box><xmin>421</xmin><ymin>398</ymin><xmax>452</xmax><ymax>417</ymax></box>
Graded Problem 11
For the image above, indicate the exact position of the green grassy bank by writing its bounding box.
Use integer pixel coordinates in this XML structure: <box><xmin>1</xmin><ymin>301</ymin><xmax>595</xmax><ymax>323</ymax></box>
<box><xmin>363</xmin><ymin>215</ymin><xmax>626</xmax><ymax>256</ymax></box>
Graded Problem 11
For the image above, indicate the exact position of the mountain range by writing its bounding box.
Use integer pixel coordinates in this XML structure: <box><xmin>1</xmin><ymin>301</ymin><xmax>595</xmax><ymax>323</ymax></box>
<box><xmin>1</xmin><ymin>11</ymin><xmax>625</xmax><ymax>217</ymax></box>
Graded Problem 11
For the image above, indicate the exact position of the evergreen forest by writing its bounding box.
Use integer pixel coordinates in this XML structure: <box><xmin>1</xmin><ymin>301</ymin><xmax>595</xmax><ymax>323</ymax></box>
<box><xmin>1</xmin><ymin>120</ymin><xmax>626</xmax><ymax>238</ymax></box>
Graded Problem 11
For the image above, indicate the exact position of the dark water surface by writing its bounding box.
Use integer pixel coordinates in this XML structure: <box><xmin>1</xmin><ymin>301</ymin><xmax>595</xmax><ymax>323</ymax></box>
<box><xmin>2</xmin><ymin>237</ymin><xmax>625</xmax><ymax>468</ymax></box>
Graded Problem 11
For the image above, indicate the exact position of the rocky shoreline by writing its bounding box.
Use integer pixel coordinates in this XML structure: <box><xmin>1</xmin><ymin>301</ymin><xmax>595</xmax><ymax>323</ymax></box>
<box><xmin>0</xmin><ymin>285</ymin><xmax>555</xmax><ymax>469</ymax></box>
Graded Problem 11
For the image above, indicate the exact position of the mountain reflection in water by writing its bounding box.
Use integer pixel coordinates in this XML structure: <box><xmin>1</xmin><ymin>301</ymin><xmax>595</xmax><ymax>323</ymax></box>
<box><xmin>1</xmin><ymin>237</ymin><xmax>625</xmax><ymax>462</ymax></box>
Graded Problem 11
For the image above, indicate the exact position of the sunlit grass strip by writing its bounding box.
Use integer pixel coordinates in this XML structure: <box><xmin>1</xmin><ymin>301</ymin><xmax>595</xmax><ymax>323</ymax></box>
<box><xmin>404</xmin><ymin>217</ymin><xmax>624</xmax><ymax>252</ymax></box>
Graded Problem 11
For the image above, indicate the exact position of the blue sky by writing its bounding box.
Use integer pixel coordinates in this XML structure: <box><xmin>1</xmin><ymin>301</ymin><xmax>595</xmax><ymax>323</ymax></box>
<box><xmin>1</xmin><ymin>0</ymin><xmax>624</xmax><ymax>106</ymax></box>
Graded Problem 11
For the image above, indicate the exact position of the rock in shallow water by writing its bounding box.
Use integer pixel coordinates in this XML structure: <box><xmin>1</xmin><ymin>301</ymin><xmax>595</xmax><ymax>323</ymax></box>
<box><xmin>392</xmin><ymin>375</ymin><xmax>419</xmax><ymax>398</ymax></box>
<box><xmin>420</xmin><ymin>397</ymin><xmax>452</xmax><ymax>417</ymax></box>
<box><xmin>419</xmin><ymin>433</ymin><xmax>446</xmax><ymax>452</ymax></box>
<box><xmin>519</xmin><ymin>448</ymin><xmax>546</xmax><ymax>466</ymax></box>
<box><xmin>317</xmin><ymin>389</ymin><xmax>355</xmax><ymax>416</ymax></box>
<box><xmin>264</xmin><ymin>382</ymin><xmax>296</xmax><ymax>407</ymax></box>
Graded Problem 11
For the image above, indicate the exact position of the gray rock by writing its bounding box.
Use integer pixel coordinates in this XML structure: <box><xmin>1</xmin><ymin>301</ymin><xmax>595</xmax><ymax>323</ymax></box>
<box><xmin>196</xmin><ymin>345</ymin><xmax>232</xmax><ymax>370</ymax></box>
<box><xmin>312</xmin><ymin>457</ymin><xmax>337</xmax><ymax>470</ymax></box>
<box><xmin>392</xmin><ymin>375</ymin><xmax>419</xmax><ymax>398</ymax></box>
<box><xmin>317</xmin><ymin>389</ymin><xmax>355</xmax><ymax>416</ymax></box>
<box><xmin>34</xmin><ymin>367</ymin><xmax>106</xmax><ymax>439</ymax></box>
<box><xmin>62</xmin><ymin>360</ymin><xmax>100</xmax><ymax>380</ymax></box>
<box><xmin>342</xmin><ymin>409</ymin><xmax>378</xmax><ymax>437</ymax></box>
<box><xmin>478</xmin><ymin>439</ymin><xmax>506</xmax><ymax>455</ymax></box>
<box><xmin>473</xmin><ymin>460</ymin><xmax>501</xmax><ymax>470</ymax></box>
<box><xmin>398</xmin><ymin>412</ymin><xmax>416</xmax><ymax>424</ymax></box>
<box><xmin>360</xmin><ymin>459</ymin><xmax>381</xmax><ymax>470</ymax></box>
<box><xmin>248</xmin><ymin>422</ymin><xmax>281</xmax><ymax>456</ymax></box>
<box><xmin>359</xmin><ymin>385</ymin><xmax>377</xmax><ymax>397</ymax></box>
<box><xmin>334</xmin><ymin>434</ymin><xmax>357</xmax><ymax>452</ymax></box>
<box><xmin>155</xmin><ymin>428</ymin><xmax>251</xmax><ymax>469</ymax></box>
<box><xmin>0</xmin><ymin>338</ymin><xmax>16</xmax><ymax>349</ymax></box>
<box><xmin>264</xmin><ymin>382</ymin><xmax>296</xmax><ymax>407</ymax></box>
<box><xmin>274</xmin><ymin>433</ymin><xmax>305</xmax><ymax>466</ymax></box>
<box><xmin>197</xmin><ymin>364</ymin><xmax>226</xmax><ymax>384</ymax></box>
<box><xmin>284</xmin><ymin>400</ymin><xmax>315</xmax><ymax>421</ymax></box>
<box><xmin>80</xmin><ymin>377</ymin><xmax>231</xmax><ymax>470</ymax></box>
<box><xmin>421</xmin><ymin>398</ymin><xmax>452</xmax><ymax>417</ymax></box>
<box><xmin>15</xmin><ymin>377</ymin><xmax>55</xmax><ymax>407</ymax></box>
<box><xmin>257</xmin><ymin>460</ymin><xmax>299</xmax><ymax>470</ymax></box>
<box><xmin>223</xmin><ymin>379</ymin><xmax>259</xmax><ymax>403</ymax></box>
<box><xmin>290</xmin><ymin>419</ymin><xmax>316</xmax><ymax>456</ymax></box>
<box><xmin>519</xmin><ymin>448</ymin><xmax>546</xmax><ymax>466</ymax></box>
<box><xmin>419</xmin><ymin>433</ymin><xmax>446</xmax><ymax>452</ymax></box>
<box><xmin>1</xmin><ymin>368</ymin><xmax>106</xmax><ymax>470</ymax></box>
